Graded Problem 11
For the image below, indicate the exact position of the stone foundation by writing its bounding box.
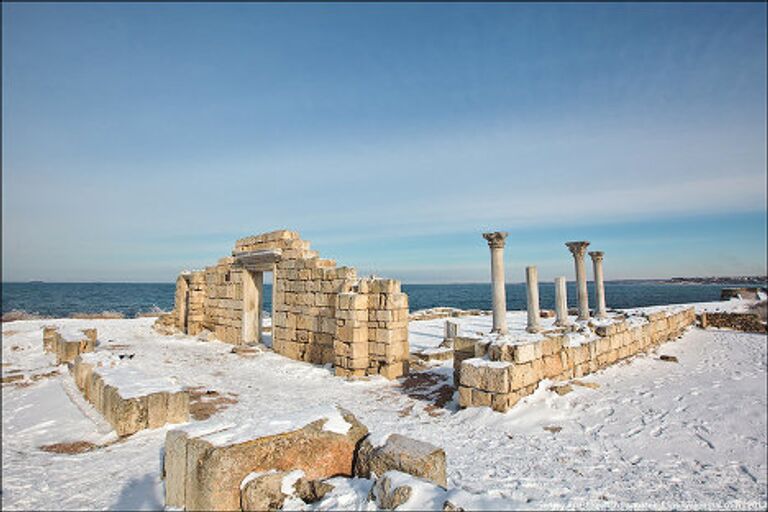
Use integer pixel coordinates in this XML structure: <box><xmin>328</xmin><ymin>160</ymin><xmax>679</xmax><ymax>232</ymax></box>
<box><xmin>71</xmin><ymin>354</ymin><xmax>189</xmax><ymax>436</ymax></box>
<box><xmin>456</xmin><ymin>307</ymin><xmax>696</xmax><ymax>412</ymax></box>
<box><xmin>157</xmin><ymin>230</ymin><xmax>410</xmax><ymax>379</ymax></box>
<box><xmin>43</xmin><ymin>326</ymin><xmax>97</xmax><ymax>364</ymax></box>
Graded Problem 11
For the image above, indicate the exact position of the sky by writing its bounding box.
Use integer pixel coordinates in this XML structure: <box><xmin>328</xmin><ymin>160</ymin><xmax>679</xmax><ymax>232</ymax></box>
<box><xmin>2</xmin><ymin>2</ymin><xmax>766</xmax><ymax>283</ymax></box>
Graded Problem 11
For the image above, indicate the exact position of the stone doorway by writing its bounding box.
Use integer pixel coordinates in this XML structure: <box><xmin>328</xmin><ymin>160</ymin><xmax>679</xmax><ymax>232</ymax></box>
<box><xmin>241</xmin><ymin>269</ymin><xmax>264</xmax><ymax>344</ymax></box>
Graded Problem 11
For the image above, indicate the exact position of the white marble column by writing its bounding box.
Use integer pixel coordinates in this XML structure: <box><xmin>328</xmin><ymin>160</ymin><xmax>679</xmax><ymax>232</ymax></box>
<box><xmin>589</xmin><ymin>251</ymin><xmax>607</xmax><ymax>319</ymax></box>
<box><xmin>525</xmin><ymin>266</ymin><xmax>541</xmax><ymax>333</ymax></box>
<box><xmin>554</xmin><ymin>276</ymin><xmax>569</xmax><ymax>326</ymax></box>
<box><xmin>483</xmin><ymin>232</ymin><xmax>508</xmax><ymax>334</ymax></box>
<box><xmin>566</xmin><ymin>241</ymin><xmax>590</xmax><ymax>321</ymax></box>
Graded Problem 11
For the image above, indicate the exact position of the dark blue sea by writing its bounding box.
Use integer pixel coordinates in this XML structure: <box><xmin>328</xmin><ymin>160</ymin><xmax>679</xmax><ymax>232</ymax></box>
<box><xmin>0</xmin><ymin>281</ymin><xmax>749</xmax><ymax>319</ymax></box>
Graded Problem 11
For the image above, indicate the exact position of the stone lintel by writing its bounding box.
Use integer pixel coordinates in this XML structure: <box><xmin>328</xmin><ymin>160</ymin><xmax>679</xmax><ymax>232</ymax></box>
<box><xmin>234</xmin><ymin>249</ymin><xmax>283</xmax><ymax>272</ymax></box>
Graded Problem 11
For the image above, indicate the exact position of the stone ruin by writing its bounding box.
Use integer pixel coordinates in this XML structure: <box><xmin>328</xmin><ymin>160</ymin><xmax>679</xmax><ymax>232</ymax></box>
<box><xmin>72</xmin><ymin>352</ymin><xmax>190</xmax><ymax>436</ymax></box>
<box><xmin>163</xmin><ymin>406</ymin><xmax>453</xmax><ymax>511</ymax></box>
<box><xmin>452</xmin><ymin>232</ymin><xmax>698</xmax><ymax>412</ymax></box>
<box><xmin>156</xmin><ymin>230</ymin><xmax>410</xmax><ymax>379</ymax></box>
<box><xmin>43</xmin><ymin>325</ymin><xmax>97</xmax><ymax>364</ymax></box>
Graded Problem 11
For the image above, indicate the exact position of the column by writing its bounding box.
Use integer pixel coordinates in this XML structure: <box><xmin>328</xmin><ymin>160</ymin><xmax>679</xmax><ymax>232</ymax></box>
<box><xmin>565</xmin><ymin>241</ymin><xmax>590</xmax><ymax>321</ymax></box>
<box><xmin>554</xmin><ymin>276</ymin><xmax>569</xmax><ymax>326</ymax></box>
<box><xmin>589</xmin><ymin>251</ymin><xmax>607</xmax><ymax>319</ymax></box>
<box><xmin>483</xmin><ymin>232</ymin><xmax>508</xmax><ymax>334</ymax></box>
<box><xmin>525</xmin><ymin>266</ymin><xmax>541</xmax><ymax>333</ymax></box>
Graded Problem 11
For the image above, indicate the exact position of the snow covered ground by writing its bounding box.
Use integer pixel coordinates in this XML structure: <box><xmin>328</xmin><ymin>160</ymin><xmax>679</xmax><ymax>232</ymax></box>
<box><xmin>2</xmin><ymin>300</ymin><xmax>766</xmax><ymax>510</ymax></box>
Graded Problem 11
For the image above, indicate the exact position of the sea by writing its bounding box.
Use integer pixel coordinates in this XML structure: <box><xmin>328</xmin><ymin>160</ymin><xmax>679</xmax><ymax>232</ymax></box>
<box><xmin>0</xmin><ymin>281</ymin><xmax>755</xmax><ymax>319</ymax></box>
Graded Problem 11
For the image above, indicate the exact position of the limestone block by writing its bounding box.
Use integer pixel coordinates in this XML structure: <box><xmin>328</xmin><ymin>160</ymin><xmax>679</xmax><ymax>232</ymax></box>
<box><xmin>482</xmin><ymin>364</ymin><xmax>511</xmax><ymax>393</ymax></box>
<box><xmin>378</xmin><ymin>361</ymin><xmax>408</xmax><ymax>379</ymax></box>
<box><xmin>540</xmin><ymin>335</ymin><xmax>563</xmax><ymax>356</ymax></box>
<box><xmin>371</xmin><ymin>471</ymin><xmax>416</xmax><ymax>510</ymax></box>
<box><xmin>458</xmin><ymin>386</ymin><xmax>472</xmax><ymax>408</ymax></box>
<box><xmin>355</xmin><ymin>433</ymin><xmax>447</xmax><ymax>486</ymax></box>
<box><xmin>293</xmin><ymin>477</ymin><xmax>334</xmax><ymax>504</ymax></box>
<box><xmin>542</xmin><ymin>354</ymin><xmax>564</xmax><ymax>379</ymax></box>
<box><xmin>240</xmin><ymin>471</ymin><xmax>290</xmax><ymax>511</ymax></box>
<box><xmin>513</xmin><ymin>343</ymin><xmax>538</xmax><ymax>364</ymax></box>
<box><xmin>509</xmin><ymin>363</ymin><xmax>537</xmax><ymax>390</ymax></box>
<box><xmin>472</xmin><ymin>389</ymin><xmax>492</xmax><ymax>407</ymax></box>
<box><xmin>166</xmin><ymin>407</ymin><xmax>368</xmax><ymax>511</ymax></box>
<box><xmin>459</xmin><ymin>360</ymin><xmax>483</xmax><ymax>389</ymax></box>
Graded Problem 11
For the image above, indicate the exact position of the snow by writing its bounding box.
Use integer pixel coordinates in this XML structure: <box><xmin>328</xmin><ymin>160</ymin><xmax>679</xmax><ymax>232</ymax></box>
<box><xmin>186</xmin><ymin>404</ymin><xmax>353</xmax><ymax>447</ymax></box>
<box><xmin>96</xmin><ymin>366</ymin><xmax>184</xmax><ymax>399</ymax></box>
<box><xmin>2</xmin><ymin>299</ymin><xmax>766</xmax><ymax>510</ymax></box>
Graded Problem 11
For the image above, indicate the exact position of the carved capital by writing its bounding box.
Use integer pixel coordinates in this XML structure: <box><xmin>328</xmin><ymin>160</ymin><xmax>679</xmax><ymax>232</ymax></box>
<box><xmin>565</xmin><ymin>241</ymin><xmax>590</xmax><ymax>258</ymax></box>
<box><xmin>588</xmin><ymin>251</ymin><xmax>604</xmax><ymax>262</ymax></box>
<box><xmin>483</xmin><ymin>231</ymin><xmax>508</xmax><ymax>249</ymax></box>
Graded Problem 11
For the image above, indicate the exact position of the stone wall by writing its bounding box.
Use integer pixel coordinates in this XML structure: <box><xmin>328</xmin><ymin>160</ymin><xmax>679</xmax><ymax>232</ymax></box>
<box><xmin>202</xmin><ymin>260</ymin><xmax>244</xmax><ymax>343</ymax></box>
<box><xmin>698</xmin><ymin>311</ymin><xmax>767</xmax><ymax>333</ymax></box>
<box><xmin>456</xmin><ymin>307</ymin><xmax>695</xmax><ymax>412</ymax></box>
<box><xmin>43</xmin><ymin>326</ymin><xmax>97</xmax><ymax>365</ymax></box>
<box><xmin>71</xmin><ymin>354</ymin><xmax>189</xmax><ymax>436</ymax></box>
<box><xmin>157</xmin><ymin>230</ymin><xmax>410</xmax><ymax>379</ymax></box>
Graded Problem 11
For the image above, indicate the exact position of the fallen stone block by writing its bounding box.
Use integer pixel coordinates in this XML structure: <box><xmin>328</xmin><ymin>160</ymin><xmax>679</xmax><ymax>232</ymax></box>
<box><xmin>164</xmin><ymin>406</ymin><xmax>367</xmax><ymax>511</ymax></box>
<box><xmin>354</xmin><ymin>433</ymin><xmax>447</xmax><ymax>487</ymax></box>
<box><xmin>240</xmin><ymin>470</ymin><xmax>291</xmax><ymax>511</ymax></box>
<box><xmin>371</xmin><ymin>471</ymin><xmax>446</xmax><ymax>510</ymax></box>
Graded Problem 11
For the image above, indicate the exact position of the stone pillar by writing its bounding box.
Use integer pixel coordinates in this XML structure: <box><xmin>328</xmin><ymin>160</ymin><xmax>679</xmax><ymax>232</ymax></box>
<box><xmin>525</xmin><ymin>266</ymin><xmax>541</xmax><ymax>333</ymax></box>
<box><xmin>483</xmin><ymin>232</ymin><xmax>508</xmax><ymax>334</ymax></box>
<box><xmin>444</xmin><ymin>320</ymin><xmax>459</xmax><ymax>341</ymax></box>
<box><xmin>565</xmin><ymin>241</ymin><xmax>590</xmax><ymax>321</ymax></box>
<box><xmin>589</xmin><ymin>251</ymin><xmax>607</xmax><ymax>319</ymax></box>
<box><xmin>554</xmin><ymin>276</ymin><xmax>569</xmax><ymax>326</ymax></box>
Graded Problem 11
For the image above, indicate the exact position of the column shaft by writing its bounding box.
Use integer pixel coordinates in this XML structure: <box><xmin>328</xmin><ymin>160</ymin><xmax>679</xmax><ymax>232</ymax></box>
<box><xmin>490</xmin><ymin>246</ymin><xmax>507</xmax><ymax>333</ymax></box>
<box><xmin>566</xmin><ymin>241</ymin><xmax>590</xmax><ymax>321</ymax></box>
<box><xmin>590</xmin><ymin>252</ymin><xmax>607</xmax><ymax>318</ymax></box>
<box><xmin>483</xmin><ymin>232</ymin><xmax>508</xmax><ymax>334</ymax></box>
<box><xmin>554</xmin><ymin>276</ymin><xmax>569</xmax><ymax>326</ymax></box>
<box><xmin>526</xmin><ymin>266</ymin><xmax>541</xmax><ymax>333</ymax></box>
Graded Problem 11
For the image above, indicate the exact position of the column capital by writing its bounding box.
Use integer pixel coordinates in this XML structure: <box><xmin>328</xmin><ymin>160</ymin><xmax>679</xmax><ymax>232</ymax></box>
<box><xmin>565</xmin><ymin>241</ymin><xmax>590</xmax><ymax>258</ymax></box>
<box><xmin>483</xmin><ymin>231</ymin><xmax>508</xmax><ymax>249</ymax></box>
<box><xmin>588</xmin><ymin>251</ymin><xmax>604</xmax><ymax>262</ymax></box>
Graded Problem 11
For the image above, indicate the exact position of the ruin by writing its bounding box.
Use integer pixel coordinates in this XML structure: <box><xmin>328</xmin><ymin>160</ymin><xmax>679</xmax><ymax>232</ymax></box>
<box><xmin>156</xmin><ymin>230</ymin><xmax>410</xmax><ymax>379</ymax></box>
<box><xmin>43</xmin><ymin>325</ymin><xmax>97</xmax><ymax>364</ymax></box>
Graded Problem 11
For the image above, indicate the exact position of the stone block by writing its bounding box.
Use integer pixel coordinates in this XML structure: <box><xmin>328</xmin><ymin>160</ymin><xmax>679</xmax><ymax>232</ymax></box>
<box><xmin>354</xmin><ymin>433</ymin><xmax>446</xmax><ymax>486</ymax></box>
<box><xmin>240</xmin><ymin>471</ymin><xmax>290</xmax><ymax>511</ymax></box>
<box><xmin>165</xmin><ymin>407</ymin><xmax>368</xmax><ymax>511</ymax></box>
<box><xmin>513</xmin><ymin>343</ymin><xmax>538</xmax><ymax>364</ymax></box>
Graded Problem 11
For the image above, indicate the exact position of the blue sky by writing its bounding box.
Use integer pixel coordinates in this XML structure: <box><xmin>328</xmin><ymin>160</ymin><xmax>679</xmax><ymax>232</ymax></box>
<box><xmin>2</xmin><ymin>3</ymin><xmax>766</xmax><ymax>283</ymax></box>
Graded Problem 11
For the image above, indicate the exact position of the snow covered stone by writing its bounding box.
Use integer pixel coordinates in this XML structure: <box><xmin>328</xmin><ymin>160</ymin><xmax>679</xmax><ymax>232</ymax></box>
<box><xmin>354</xmin><ymin>433</ymin><xmax>447</xmax><ymax>487</ymax></box>
<box><xmin>71</xmin><ymin>354</ymin><xmax>189</xmax><ymax>437</ymax></box>
<box><xmin>42</xmin><ymin>325</ymin><xmax>97</xmax><ymax>364</ymax></box>
<box><xmin>371</xmin><ymin>471</ymin><xmax>447</xmax><ymax>510</ymax></box>
<box><xmin>163</xmin><ymin>406</ymin><xmax>368</xmax><ymax>511</ymax></box>
<box><xmin>240</xmin><ymin>471</ymin><xmax>290</xmax><ymax>511</ymax></box>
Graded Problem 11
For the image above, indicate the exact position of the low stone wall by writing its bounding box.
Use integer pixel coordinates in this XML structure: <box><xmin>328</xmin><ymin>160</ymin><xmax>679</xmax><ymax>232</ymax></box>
<box><xmin>71</xmin><ymin>354</ymin><xmax>189</xmax><ymax>436</ymax></box>
<box><xmin>43</xmin><ymin>326</ymin><xmax>97</xmax><ymax>364</ymax></box>
<box><xmin>698</xmin><ymin>312</ymin><xmax>767</xmax><ymax>333</ymax></box>
<box><xmin>456</xmin><ymin>308</ymin><xmax>696</xmax><ymax>412</ymax></box>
